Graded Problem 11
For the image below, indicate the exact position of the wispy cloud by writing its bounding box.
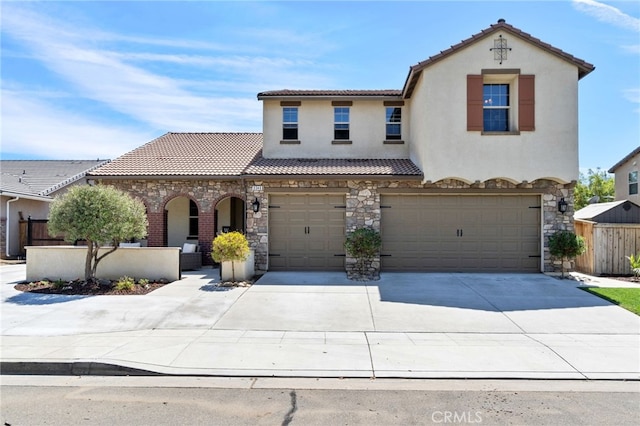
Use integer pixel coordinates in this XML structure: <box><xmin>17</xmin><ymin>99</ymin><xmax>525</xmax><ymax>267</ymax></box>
<box><xmin>0</xmin><ymin>3</ymin><xmax>336</xmax><ymax>158</ymax></box>
<box><xmin>572</xmin><ymin>0</ymin><xmax>640</xmax><ymax>32</ymax></box>
<box><xmin>1</xmin><ymin>89</ymin><xmax>156</xmax><ymax>160</ymax></box>
<box><xmin>623</xmin><ymin>88</ymin><xmax>640</xmax><ymax>113</ymax></box>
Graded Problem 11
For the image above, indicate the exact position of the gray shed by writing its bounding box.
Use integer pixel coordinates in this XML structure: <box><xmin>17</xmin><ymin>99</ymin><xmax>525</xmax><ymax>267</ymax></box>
<box><xmin>574</xmin><ymin>200</ymin><xmax>640</xmax><ymax>275</ymax></box>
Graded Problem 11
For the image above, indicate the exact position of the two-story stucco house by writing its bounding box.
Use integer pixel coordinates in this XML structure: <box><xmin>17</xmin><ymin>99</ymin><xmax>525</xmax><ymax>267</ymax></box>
<box><xmin>608</xmin><ymin>146</ymin><xmax>639</xmax><ymax>205</ymax></box>
<box><xmin>90</xmin><ymin>19</ymin><xmax>594</xmax><ymax>277</ymax></box>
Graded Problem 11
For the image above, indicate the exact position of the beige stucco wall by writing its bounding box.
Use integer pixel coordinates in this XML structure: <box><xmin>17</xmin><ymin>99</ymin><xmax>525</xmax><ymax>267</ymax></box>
<box><xmin>409</xmin><ymin>30</ymin><xmax>580</xmax><ymax>184</ymax></box>
<box><xmin>166</xmin><ymin>196</ymin><xmax>190</xmax><ymax>247</ymax></box>
<box><xmin>262</xmin><ymin>99</ymin><xmax>410</xmax><ymax>159</ymax></box>
<box><xmin>216</xmin><ymin>197</ymin><xmax>231</xmax><ymax>233</ymax></box>
<box><xmin>613</xmin><ymin>152</ymin><xmax>639</xmax><ymax>203</ymax></box>
<box><xmin>26</xmin><ymin>246</ymin><xmax>181</xmax><ymax>281</ymax></box>
<box><xmin>0</xmin><ymin>196</ymin><xmax>52</xmax><ymax>258</ymax></box>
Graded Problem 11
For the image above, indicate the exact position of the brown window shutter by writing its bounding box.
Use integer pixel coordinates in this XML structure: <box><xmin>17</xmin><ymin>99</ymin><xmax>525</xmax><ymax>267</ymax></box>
<box><xmin>519</xmin><ymin>75</ymin><xmax>535</xmax><ymax>131</ymax></box>
<box><xmin>467</xmin><ymin>75</ymin><xmax>483</xmax><ymax>131</ymax></box>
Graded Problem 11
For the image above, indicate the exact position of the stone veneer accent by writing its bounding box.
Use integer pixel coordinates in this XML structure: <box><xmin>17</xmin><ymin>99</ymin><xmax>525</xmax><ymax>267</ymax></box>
<box><xmin>102</xmin><ymin>177</ymin><xmax>574</xmax><ymax>276</ymax></box>
<box><xmin>102</xmin><ymin>179</ymin><xmax>246</xmax><ymax>266</ymax></box>
<box><xmin>246</xmin><ymin>178</ymin><xmax>575</xmax><ymax>277</ymax></box>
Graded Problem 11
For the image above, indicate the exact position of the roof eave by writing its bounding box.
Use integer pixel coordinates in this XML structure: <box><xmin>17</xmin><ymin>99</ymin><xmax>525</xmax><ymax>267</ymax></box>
<box><xmin>608</xmin><ymin>146</ymin><xmax>640</xmax><ymax>173</ymax></box>
<box><xmin>401</xmin><ymin>21</ymin><xmax>595</xmax><ymax>97</ymax></box>
<box><xmin>0</xmin><ymin>190</ymin><xmax>53</xmax><ymax>201</ymax></box>
<box><xmin>89</xmin><ymin>174</ymin><xmax>244</xmax><ymax>180</ymax></box>
<box><xmin>242</xmin><ymin>173</ymin><xmax>424</xmax><ymax>180</ymax></box>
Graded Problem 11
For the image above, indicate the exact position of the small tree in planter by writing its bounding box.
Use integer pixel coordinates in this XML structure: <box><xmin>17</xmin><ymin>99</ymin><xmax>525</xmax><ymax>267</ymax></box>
<box><xmin>548</xmin><ymin>230</ymin><xmax>586</xmax><ymax>279</ymax></box>
<box><xmin>211</xmin><ymin>231</ymin><xmax>250</xmax><ymax>283</ymax></box>
<box><xmin>48</xmin><ymin>185</ymin><xmax>148</xmax><ymax>282</ymax></box>
<box><xmin>345</xmin><ymin>227</ymin><xmax>382</xmax><ymax>280</ymax></box>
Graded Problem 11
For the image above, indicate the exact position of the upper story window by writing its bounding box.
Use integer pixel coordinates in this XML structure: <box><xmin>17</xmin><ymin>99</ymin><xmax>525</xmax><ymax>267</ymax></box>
<box><xmin>334</xmin><ymin>107</ymin><xmax>350</xmax><ymax>140</ymax></box>
<box><xmin>385</xmin><ymin>107</ymin><xmax>402</xmax><ymax>140</ymax></box>
<box><xmin>483</xmin><ymin>84</ymin><xmax>509</xmax><ymax>131</ymax></box>
<box><xmin>630</xmin><ymin>171</ymin><xmax>638</xmax><ymax>195</ymax></box>
<box><xmin>467</xmin><ymin>71</ymin><xmax>535</xmax><ymax>134</ymax></box>
<box><xmin>282</xmin><ymin>107</ymin><xmax>298</xmax><ymax>140</ymax></box>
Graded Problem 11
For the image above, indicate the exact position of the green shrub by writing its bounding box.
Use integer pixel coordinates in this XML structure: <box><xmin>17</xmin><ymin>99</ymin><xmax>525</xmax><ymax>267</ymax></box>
<box><xmin>52</xmin><ymin>279</ymin><xmax>66</xmax><ymax>290</ymax></box>
<box><xmin>115</xmin><ymin>276</ymin><xmax>135</xmax><ymax>291</ymax></box>
<box><xmin>138</xmin><ymin>278</ymin><xmax>150</xmax><ymax>286</ymax></box>
<box><xmin>627</xmin><ymin>254</ymin><xmax>640</xmax><ymax>280</ymax></box>
<box><xmin>211</xmin><ymin>231</ymin><xmax>250</xmax><ymax>282</ymax></box>
<box><xmin>345</xmin><ymin>228</ymin><xmax>382</xmax><ymax>279</ymax></box>
<box><xmin>548</xmin><ymin>231</ymin><xmax>586</xmax><ymax>278</ymax></box>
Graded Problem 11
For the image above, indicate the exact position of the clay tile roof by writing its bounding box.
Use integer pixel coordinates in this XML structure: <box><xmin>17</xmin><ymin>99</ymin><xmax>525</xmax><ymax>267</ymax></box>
<box><xmin>258</xmin><ymin>89</ymin><xmax>402</xmax><ymax>98</ymax></box>
<box><xmin>90</xmin><ymin>132</ymin><xmax>262</xmax><ymax>177</ymax></box>
<box><xmin>244</xmin><ymin>158</ymin><xmax>423</xmax><ymax>177</ymax></box>
<box><xmin>403</xmin><ymin>19</ymin><xmax>595</xmax><ymax>97</ymax></box>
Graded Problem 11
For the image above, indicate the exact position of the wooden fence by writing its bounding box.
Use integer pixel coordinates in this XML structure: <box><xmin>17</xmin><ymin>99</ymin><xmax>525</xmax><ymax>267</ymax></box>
<box><xmin>575</xmin><ymin>220</ymin><xmax>640</xmax><ymax>276</ymax></box>
<box><xmin>18</xmin><ymin>219</ymin><xmax>66</xmax><ymax>256</ymax></box>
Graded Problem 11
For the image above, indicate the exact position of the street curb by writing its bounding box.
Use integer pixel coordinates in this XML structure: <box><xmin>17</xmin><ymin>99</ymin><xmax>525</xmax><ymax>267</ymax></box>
<box><xmin>1</xmin><ymin>361</ymin><xmax>163</xmax><ymax>376</ymax></box>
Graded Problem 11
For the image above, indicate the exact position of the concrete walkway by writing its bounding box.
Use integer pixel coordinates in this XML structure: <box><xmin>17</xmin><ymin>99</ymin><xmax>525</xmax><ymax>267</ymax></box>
<box><xmin>1</xmin><ymin>264</ymin><xmax>639</xmax><ymax>379</ymax></box>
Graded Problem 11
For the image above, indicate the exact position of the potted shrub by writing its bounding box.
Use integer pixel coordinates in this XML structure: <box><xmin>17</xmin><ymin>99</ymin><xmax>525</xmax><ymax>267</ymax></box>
<box><xmin>211</xmin><ymin>231</ymin><xmax>251</xmax><ymax>282</ymax></box>
<box><xmin>345</xmin><ymin>227</ymin><xmax>382</xmax><ymax>280</ymax></box>
<box><xmin>548</xmin><ymin>230</ymin><xmax>586</xmax><ymax>279</ymax></box>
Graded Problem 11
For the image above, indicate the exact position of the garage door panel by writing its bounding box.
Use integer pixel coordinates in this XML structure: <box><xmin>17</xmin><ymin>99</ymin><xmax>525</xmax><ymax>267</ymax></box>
<box><xmin>269</xmin><ymin>194</ymin><xmax>345</xmax><ymax>271</ymax></box>
<box><xmin>381</xmin><ymin>195</ymin><xmax>540</xmax><ymax>272</ymax></box>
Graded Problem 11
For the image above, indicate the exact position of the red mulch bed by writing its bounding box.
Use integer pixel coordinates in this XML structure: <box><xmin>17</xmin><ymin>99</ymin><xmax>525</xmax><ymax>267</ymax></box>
<box><xmin>14</xmin><ymin>279</ymin><xmax>168</xmax><ymax>296</ymax></box>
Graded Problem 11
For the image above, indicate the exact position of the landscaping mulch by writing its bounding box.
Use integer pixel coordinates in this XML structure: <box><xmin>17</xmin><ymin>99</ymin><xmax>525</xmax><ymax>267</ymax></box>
<box><xmin>14</xmin><ymin>279</ymin><xmax>169</xmax><ymax>296</ymax></box>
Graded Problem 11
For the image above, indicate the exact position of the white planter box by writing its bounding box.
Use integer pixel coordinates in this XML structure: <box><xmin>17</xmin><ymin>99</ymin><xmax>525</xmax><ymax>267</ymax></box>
<box><xmin>26</xmin><ymin>246</ymin><xmax>181</xmax><ymax>282</ymax></box>
<box><xmin>221</xmin><ymin>250</ymin><xmax>255</xmax><ymax>282</ymax></box>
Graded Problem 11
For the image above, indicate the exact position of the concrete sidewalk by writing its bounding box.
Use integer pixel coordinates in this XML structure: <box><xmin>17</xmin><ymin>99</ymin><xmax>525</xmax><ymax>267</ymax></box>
<box><xmin>1</xmin><ymin>265</ymin><xmax>639</xmax><ymax>379</ymax></box>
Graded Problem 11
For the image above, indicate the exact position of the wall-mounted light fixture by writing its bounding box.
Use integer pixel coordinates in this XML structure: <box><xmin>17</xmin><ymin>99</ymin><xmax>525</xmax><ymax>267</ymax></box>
<box><xmin>557</xmin><ymin>197</ymin><xmax>568</xmax><ymax>214</ymax></box>
<box><xmin>252</xmin><ymin>198</ymin><xmax>260</xmax><ymax>213</ymax></box>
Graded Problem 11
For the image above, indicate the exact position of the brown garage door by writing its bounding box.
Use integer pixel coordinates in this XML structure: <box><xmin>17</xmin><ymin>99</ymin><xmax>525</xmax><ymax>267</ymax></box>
<box><xmin>381</xmin><ymin>195</ymin><xmax>541</xmax><ymax>272</ymax></box>
<box><xmin>269</xmin><ymin>194</ymin><xmax>346</xmax><ymax>271</ymax></box>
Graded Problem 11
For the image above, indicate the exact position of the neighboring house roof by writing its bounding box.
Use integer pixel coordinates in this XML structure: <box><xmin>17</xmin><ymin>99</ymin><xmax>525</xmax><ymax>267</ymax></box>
<box><xmin>257</xmin><ymin>89</ymin><xmax>402</xmax><ymax>99</ymax></box>
<box><xmin>574</xmin><ymin>200</ymin><xmax>639</xmax><ymax>221</ymax></box>
<box><xmin>90</xmin><ymin>132</ymin><xmax>263</xmax><ymax>177</ymax></box>
<box><xmin>402</xmin><ymin>19</ymin><xmax>596</xmax><ymax>98</ymax></box>
<box><xmin>245</xmin><ymin>158</ymin><xmax>423</xmax><ymax>177</ymax></box>
<box><xmin>0</xmin><ymin>160</ymin><xmax>110</xmax><ymax>199</ymax></box>
<box><xmin>608</xmin><ymin>146</ymin><xmax>640</xmax><ymax>173</ymax></box>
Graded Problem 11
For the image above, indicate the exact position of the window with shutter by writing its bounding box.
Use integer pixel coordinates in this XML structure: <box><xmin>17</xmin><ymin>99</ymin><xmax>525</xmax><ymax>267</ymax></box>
<box><xmin>467</xmin><ymin>71</ymin><xmax>535</xmax><ymax>134</ymax></box>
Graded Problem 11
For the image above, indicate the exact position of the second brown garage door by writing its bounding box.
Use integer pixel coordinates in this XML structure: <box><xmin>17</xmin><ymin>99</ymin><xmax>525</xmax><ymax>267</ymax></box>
<box><xmin>381</xmin><ymin>194</ymin><xmax>541</xmax><ymax>272</ymax></box>
<box><xmin>268</xmin><ymin>194</ymin><xmax>346</xmax><ymax>271</ymax></box>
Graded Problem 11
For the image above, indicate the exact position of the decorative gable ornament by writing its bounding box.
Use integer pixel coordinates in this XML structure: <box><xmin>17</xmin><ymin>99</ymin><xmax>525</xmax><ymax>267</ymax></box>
<box><xmin>490</xmin><ymin>34</ymin><xmax>511</xmax><ymax>65</ymax></box>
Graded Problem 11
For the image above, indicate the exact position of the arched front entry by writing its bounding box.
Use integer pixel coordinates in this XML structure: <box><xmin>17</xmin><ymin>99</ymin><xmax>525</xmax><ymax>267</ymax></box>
<box><xmin>215</xmin><ymin>196</ymin><xmax>246</xmax><ymax>235</ymax></box>
<box><xmin>164</xmin><ymin>196</ymin><xmax>199</xmax><ymax>248</ymax></box>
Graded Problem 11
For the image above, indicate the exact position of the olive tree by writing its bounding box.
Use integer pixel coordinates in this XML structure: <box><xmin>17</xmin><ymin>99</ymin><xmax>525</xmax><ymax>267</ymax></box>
<box><xmin>48</xmin><ymin>185</ymin><xmax>148</xmax><ymax>281</ymax></box>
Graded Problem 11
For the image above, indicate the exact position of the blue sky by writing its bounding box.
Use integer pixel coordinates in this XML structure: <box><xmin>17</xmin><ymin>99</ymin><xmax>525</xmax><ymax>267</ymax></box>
<box><xmin>1</xmin><ymin>1</ymin><xmax>638</xmax><ymax>173</ymax></box>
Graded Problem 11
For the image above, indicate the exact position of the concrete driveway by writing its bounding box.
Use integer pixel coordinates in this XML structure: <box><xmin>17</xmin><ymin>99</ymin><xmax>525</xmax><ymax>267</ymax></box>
<box><xmin>1</xmin><ymin>265</ymin><xmax>639</xmax><ymax>379</ymax></box>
